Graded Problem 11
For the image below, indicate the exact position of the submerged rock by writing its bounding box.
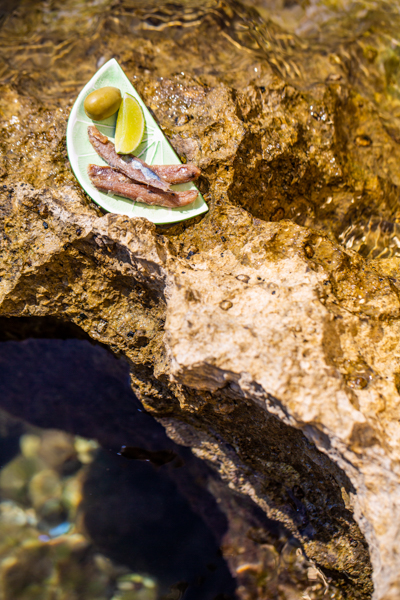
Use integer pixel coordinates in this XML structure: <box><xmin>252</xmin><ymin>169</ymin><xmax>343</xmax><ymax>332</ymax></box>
<box><xmin>0</xmin><ymin>427</ymin><xmax>160</xmax><ymax>600</ymax></box>
<box><xmin>3</xmin><ymin>0</ymin><xmax>400</xmax><ymax>598</ymax></box>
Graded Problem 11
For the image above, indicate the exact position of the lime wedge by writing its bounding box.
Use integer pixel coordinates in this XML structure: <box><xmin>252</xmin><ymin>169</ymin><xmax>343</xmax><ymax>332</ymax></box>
<box><xmin>115</xmin><ymin>93</ymin><xmax>145</xmax><ymax>154</ymax></box>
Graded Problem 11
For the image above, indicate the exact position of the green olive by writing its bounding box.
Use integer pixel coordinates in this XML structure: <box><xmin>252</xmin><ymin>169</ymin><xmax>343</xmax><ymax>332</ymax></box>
<box><xmin>84</xmin><ymin>87</ymin><xmax>122</xmax><ymax>121</ymax></box>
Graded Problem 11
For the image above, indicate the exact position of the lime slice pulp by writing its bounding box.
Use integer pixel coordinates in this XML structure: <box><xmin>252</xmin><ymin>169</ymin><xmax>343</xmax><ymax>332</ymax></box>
<box><xmin>115</xmin><ymin>93</ymin><xmax>145</xmax><ymax>154</ymax></box>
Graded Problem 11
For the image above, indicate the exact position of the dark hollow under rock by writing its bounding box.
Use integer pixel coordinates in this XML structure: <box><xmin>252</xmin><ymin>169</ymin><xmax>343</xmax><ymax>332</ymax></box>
<box><xmin>0</xmin><ymin>331</ymin><xmax>331</xmax><ymax>599</ymax></box>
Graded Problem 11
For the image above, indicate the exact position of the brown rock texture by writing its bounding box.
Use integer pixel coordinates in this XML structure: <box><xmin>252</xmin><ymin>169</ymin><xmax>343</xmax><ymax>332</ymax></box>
<box><xmin>3</xmin><ymin>0</ymin><xmax>400</xmax><ymax>598</ymax></box>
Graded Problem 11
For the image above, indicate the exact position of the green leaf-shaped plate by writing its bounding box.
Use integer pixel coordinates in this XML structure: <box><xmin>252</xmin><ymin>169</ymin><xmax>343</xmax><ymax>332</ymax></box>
<box><xmin>67</xmin><ymin>59</ymin><xmax>208</xmax><ymax>224</ymax></box>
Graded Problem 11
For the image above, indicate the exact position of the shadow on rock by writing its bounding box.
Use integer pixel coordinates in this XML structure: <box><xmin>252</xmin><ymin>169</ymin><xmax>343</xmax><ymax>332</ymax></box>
<box><xmin>0</xmin><ymin>330</ymin><xmax>237</xmax><ymax>599</ymax></box>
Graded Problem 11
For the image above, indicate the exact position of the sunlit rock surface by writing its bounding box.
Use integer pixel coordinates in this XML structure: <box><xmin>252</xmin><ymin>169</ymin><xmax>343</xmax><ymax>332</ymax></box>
<box><xmin>3</xmin><ymin>0</ymin><xmax>400</xmax><ymax>598</ymax></box>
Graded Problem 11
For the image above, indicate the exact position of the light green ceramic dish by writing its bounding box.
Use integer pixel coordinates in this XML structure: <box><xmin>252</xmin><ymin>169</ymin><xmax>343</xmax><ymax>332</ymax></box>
<box><xmin>66</xmin><ymin>59</ymin><xmax>208</xmax><ymax>224</ymax></box>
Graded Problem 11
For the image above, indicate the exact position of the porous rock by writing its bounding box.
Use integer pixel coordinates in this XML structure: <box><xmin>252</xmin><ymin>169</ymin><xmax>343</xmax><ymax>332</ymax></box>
<box><xmin>2</xmin><ymin>1</ymin><xmax>400</xmax><ymax>598</ymax></box>
<box><xmin>0</xmin><ymin>181</ymin><xmax>381</xmax><ymax>600</ymax></box>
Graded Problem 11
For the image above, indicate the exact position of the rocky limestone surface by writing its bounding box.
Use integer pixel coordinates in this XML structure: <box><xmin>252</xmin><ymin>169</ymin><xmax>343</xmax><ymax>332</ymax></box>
<box><xmin>3</xmin><ymin>0</ymin><xmax>400</xmax><ymax>598</ymax></box>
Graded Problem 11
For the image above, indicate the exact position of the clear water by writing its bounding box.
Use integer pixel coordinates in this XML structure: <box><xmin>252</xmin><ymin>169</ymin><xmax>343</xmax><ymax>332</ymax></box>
<box><xmin>1</xmin><ymin>0</ymin><xmax>395</xmax><ymax>597</ymax></box>
<box><xmin>0</xmin><ymin>331</ymin><xmax>337</xmax><ymax>599</ymax></box>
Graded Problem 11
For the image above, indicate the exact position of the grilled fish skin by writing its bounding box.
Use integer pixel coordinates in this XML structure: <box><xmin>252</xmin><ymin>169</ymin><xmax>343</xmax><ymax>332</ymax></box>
<box><xmin>151</xmin><ymin>163</ymin><xmax>201</xmax><ymax>184</ymax></box>
<box><xmin>87</xmin><ymin>164</ymin><xmax>198</xmax><ymax>208</ymax></box>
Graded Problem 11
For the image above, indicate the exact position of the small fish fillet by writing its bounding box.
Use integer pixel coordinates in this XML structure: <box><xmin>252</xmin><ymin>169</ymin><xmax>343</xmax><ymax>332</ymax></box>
<box><xmin>88</xmin><ymin>125</ymin><xmax>170</xmax><ymax>192</ymax></box>
<box><xmin>88</xmin><ymin>126</ymin><xmax>201</xmax><ymax>186</ymax></box>
<box><xmin>151</xmin><ymin>163</ymin><xmax>201</xmax><ymax>184</ymax></box>
<box><xmin>88</xmin><ymin>164</ymin><xmax>198</xmax><ymax>208</ymax></box>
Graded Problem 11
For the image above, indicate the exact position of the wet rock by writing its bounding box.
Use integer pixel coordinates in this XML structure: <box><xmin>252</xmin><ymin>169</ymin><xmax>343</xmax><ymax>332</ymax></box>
<box><xmin>3</xmin><ymin>0</ymin><xmax>400</xmax><ymax>598</ymax></box>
